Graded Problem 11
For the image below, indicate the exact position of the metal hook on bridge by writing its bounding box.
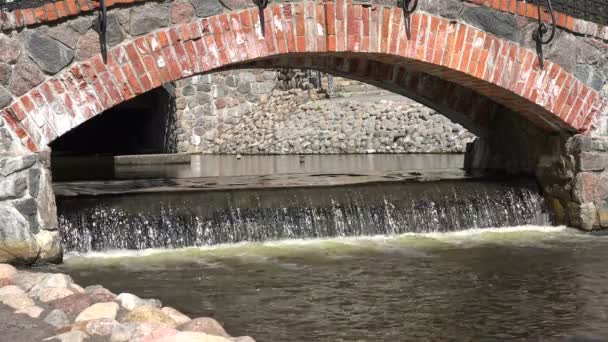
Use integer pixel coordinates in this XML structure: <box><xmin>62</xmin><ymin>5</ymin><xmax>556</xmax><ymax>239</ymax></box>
<box><xmin>94</xmin><ymin>0</ymin><xmax>108</xmax><ymax>63</ymax></box>
<box><xmin>533</xmin><ymin>0</ymin><xmax>556</xmax><ymax>70</ymax></box>
<box><xmin>402</xmin><ymin>0</ymin><xmax>418</xmax><ymax>15</ymax></box>
<box><xmin>253</xmin><ymin>0</ymin><xmax>269</xmax><ymax>35</ymax></box>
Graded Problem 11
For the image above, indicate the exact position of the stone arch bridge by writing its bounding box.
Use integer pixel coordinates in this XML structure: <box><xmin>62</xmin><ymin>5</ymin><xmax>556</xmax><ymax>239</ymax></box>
<box><xmin>0</xmin><ymin>0</ymin><xmax>606</xmax><ymax>263</ymax></box>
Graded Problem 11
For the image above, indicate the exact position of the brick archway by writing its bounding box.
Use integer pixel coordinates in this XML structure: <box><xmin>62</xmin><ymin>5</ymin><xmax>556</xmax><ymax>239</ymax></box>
<box><xmin>1</xmin><ymin>1</ymin><xmax>606</xmax><ymax>152</ymax></box>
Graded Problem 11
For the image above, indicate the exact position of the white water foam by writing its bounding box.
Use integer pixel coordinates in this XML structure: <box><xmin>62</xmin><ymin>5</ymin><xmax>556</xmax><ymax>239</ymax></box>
<box><xmin>64</xmin><ymin>225</ymin><xmax>577</xmax><ymax>261</ymax></box>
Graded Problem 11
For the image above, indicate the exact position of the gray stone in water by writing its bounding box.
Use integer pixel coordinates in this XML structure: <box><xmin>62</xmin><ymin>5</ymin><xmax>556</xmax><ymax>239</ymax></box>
<box><xmin>26</xmin><ymin>32</ymin><xmax>74</xmax><ymax>74</ymax></box>
<box><xmin>116</xmin><ymin>292</ymin><xmax>162</xmax><ymax>311</ymax></box>
<box><xmin>44</xmin><ymin>309</ymin><xmax>70</xmax><ymax>328</ymax></box>
<box><xmin>129</xmin><ymin>3</ymin><xmax>169</xmax><ymax>35</ymax></box>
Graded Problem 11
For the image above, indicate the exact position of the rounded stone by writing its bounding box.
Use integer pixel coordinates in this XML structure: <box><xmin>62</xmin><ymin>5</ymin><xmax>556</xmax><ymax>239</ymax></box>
<box><xmin>0</xmin><ymin>36</ymin><xmax>21</xmax><ymax>64</ymax></box>
<box><xmin>161</xmin><ymin>307</ymin><xmax>191</xmax><ymax>326</ymax></box>
<box><xmin>75</xmin><ymin>302</ymin><xmax>120</xmax><ymax>322</ymax></box>
<box><xmin>88</xmin><ymin>287</ymin><xmax>116</xmax><ymax>303</ymax></box>
<box><xmin>83</xmin><ymin>318</ymin><xmax>121</xmax><ymax>336</ymax></box>
<box><xmin>12</xmin><ymin>271</ymin><xmax>46</xmax><ymax>291</ymax></box>
<box><xmin>52</xmin><ymin>293</ymin><xmax>93</xmax><ymax>315</ymax></box>
<box><xmin>15</xmin><ymin>305</ymin><xmax>44</xmax><ymax>318</ymax></box>
<box><xmin>26</xmin><ymin>32</ymin><xmax>74</xmax><ymax>74</ymax></box>
<box><xmin>0</xmin><ymin>204</ymin><xmax>39</xmax><ymax>264</ymax></box>
<box><xmin>124</xmin><ymin>306</ymin><xmax>178</xmax><ymax>327</ymax></box>
<box><xmin>141</xmin><ymin>326</ymin><xmax>179</xmax><ymax>341</ymax></box>
<box><xmin>171</xmin><ymin>1</ymin><xmax>195</xmax><ymax>24</ymax></box>
<box><xmin>44</xmin><ymin>308</ymin><xmax>70</xmax><ymax>328</ymax></box>
<box><xmin>179</xmin><ymin>317</ymin><xmax>229</xmax><ymax>338</ymax></box>
<box><xmin>174</xmin><ymin>331</ymin><xmax>232</xmax><ymax>342</ymax></box>
<box><xmin>50</xmin><ymin>331</ymin><xmax>89</xmax><ymax>342</ymax></box>
<box><xmin>2</xmin><ymin>293</ymin><xmax>35</xmax><ymax>310</ymax></box>
<box><xmin>35</xmin><ymin>230</ymin><xmax>63</xmax><ymax>263</ymax></box>
<box><xmin>0</xmin><ymin>263</ymin><xmax>17</xmax><ymax>279</ymax></box>
<box><xmin>38</xmin><ymin>287</ymin><xmax>75</xmax><ymax>302</ymax></box>
<box><xmin>8</xmin><ymin>63</ymin><xmax>45</xmax><ymax>97</ymax></box>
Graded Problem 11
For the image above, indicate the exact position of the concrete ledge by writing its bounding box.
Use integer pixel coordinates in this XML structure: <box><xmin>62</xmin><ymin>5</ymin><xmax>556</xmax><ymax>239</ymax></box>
<box><xmin>114</xmin><ymin>153</ymin><xmax>192</xmax><ymax>166</ymax></box>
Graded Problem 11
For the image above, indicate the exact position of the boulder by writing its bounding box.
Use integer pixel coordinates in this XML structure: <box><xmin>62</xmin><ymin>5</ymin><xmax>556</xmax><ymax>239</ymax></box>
<box><xmin>49</xmin><ymin>330</ymin><xmax>89</xmax><ymax>342</ymax></box>
<box><xmin>161</xmin><ymin>307</ymin><xmax>191</xmax><ymax>326</ymax></box>
<box><xmin>82</xmin><ymin>318</ymin><xmax>121</xmax><ymax>336</ymax></box>
<box><xmin>52</xmin><ymin>293</ymin><xmax>93</xmax><ymax>315</ymax></box>
<box><xmin>174</xmin><ymin>331</ymin><xmax>232</xmax><ymax>342</ymax></box>
<box><xmin>0</xmin><ymin>203</ymin><xmax>39</xmax><ymax>264</ymax></box>
<box><xmin>38</xmin><ymin>287</ymin><xmax>75</xmax><ymax>302</ymax></box>
<box><xmin>35</xmin><ymin>230</ymin><xmax>63</xmax><ymax>264</ymax></box>
<box><xmin>12</xmin><ymin>271</ymin><xmax>46</xmax><ymax>291</ymax></box>
<box><xmin>111</xmin><ymin>322</ymin><xmax>162</xmax><ymax>342</ymax></box>
<box><xmin>88</xmin><ymin>287</ymin><xmax>116</xmax><ymax>303</ymax></box>
<box><xmin>123</xmin><ymin>306</ymin><xmax>178</xmax><ymax>327</ymax></box>
<box><xmin>75</xmin><ymin>302</ymin><xmax>119</xmax><ymax>322</ymax></box>
<box><xmin>0</xmin><ymin>263</ymin><xmax>17</xmax><ymax>279</ymax></box>
<box><xmin>1</xmin><ymin>293</ymin><xmax>35</xmax><ymax>310</ymax></box>
<box><xmin>15</xmin><ymin>305</ymin><xmax>44</xmax><ymax>318</ymax></box>
<box><xmin>116</xmin><ymin>292</ymin><xmax>161</xmax><ymax>311</ymax></box>
<box><xmin>179</xmin><ymin>317</ymin><xmax>230</xmax><ymax>338</ymax></box>
<box><xmin>26</xmin><ymin>32</ymin><xmax>74</xmax><ymax>73</ymax></box>
<box><xmin>44</xmin><ymin>309</ymin><xmax>70</xmax><ymax>328</ymax></box>
<box><xmin>140</xmin><ymin>326</ymin><xmax>179</xmax><ymax>341</ymax></box>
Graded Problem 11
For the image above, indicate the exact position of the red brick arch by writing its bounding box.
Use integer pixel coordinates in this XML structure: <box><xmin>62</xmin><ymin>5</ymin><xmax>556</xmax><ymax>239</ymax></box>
<box><xmin>1</xmin><ymin>1</ymin><xmax>606</xmax><ymax>152</ymax></box>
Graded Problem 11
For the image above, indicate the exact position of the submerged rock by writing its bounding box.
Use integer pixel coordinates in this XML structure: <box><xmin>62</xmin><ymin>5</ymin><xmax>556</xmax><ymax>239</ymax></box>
<box><xmin>116</xmin><ymin>292</ymin><xmax>161</xmax><ymax>311</ymax></box>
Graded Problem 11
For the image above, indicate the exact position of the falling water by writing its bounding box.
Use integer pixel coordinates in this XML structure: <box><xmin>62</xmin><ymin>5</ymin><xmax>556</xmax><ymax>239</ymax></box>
<box><xmin>57</xmin><ymin>178</ymin><xmax>551</xmax><ymax>252</ymax></box>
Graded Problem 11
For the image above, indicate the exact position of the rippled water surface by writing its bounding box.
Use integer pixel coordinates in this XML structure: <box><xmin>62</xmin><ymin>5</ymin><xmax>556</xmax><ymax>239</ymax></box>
<box><xmin>48</xmin><ymin>227</ymin><xmax>608</xmax><ymax>341</ymax></box>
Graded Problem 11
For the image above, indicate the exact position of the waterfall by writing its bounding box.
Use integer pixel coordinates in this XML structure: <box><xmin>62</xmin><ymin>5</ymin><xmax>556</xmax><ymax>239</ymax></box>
<box><xmin>57</xmin><ymin>179</ymin><xmax>551</xmax><ymax>252</ymax></box>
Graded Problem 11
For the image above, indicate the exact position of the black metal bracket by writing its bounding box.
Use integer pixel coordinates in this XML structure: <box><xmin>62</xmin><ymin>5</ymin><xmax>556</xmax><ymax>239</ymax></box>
<box><xmin>94</xmin><ymin>0</ymin><xmax>108</xmax><ymax>63</ymax></box>
<box><xmin>402</xmin><ymin>0</ymin><xmax>418</xmax><ymax>15</ymax></box>
<box><xmin>253</xmin><ymin>0</ymin><xmax>268</xmax><ymax>36</ymax></box>
<box><xmin>533</xmin><ymin>0</ymin><xmax>556</xmax><ymax>70</ymax></box>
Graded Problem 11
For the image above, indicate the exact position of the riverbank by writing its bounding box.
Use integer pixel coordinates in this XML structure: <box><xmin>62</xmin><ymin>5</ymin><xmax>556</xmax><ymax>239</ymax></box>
<box><xmin>0</xmin><ymin>264</ymin><xmax>254</xmax><ymax>342</ymax></box>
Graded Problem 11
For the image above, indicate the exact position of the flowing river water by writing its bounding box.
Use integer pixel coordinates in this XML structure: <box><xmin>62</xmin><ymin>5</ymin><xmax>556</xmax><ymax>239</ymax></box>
<box><xmin>45</xmin><ymin>154</ymin><xmax>608</xmax><ymax>341</ymax></box>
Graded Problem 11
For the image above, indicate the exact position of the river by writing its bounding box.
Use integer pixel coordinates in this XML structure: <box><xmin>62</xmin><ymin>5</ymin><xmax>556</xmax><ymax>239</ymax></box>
<box><xmin>46</xmin><ymin>154</ymin><xmax>608</xmax><ymax>341</ymax></box>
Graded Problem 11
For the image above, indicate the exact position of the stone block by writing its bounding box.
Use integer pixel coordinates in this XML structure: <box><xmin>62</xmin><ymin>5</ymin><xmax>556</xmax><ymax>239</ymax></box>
<box><xmin>571</xmin><ymin>172</ymin><xmax>598</xmax><ymax>203</ymax></box>
<box><xmin>26</xmin><ymin>32</ymin><xmax>74</xmax><ymax>74</ymax></box>
<box><xmin>577</xmin><ymin>152</ymin><xmax>608</xmax><ymax>171</ymax></box>
<box><xmin>8</xmin><ymin>62</ymin><xmax>44</xmax><ymax>96</ymax></box>
<box><xmin>129</xmin><ymin>3</ymin><xmax>169</xmax><ymax>36</ymax></box>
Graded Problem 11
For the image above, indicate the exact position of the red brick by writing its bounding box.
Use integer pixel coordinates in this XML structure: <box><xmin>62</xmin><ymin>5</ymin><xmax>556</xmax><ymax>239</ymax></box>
<box><xmin>65</xmin><ymin>0</ymin><xmax>79</xmax><ymax>14</ymax></box>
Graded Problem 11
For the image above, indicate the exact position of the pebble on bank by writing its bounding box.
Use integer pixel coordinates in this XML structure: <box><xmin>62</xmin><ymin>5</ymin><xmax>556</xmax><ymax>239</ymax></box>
<box><xmin>0</xmin><ymin>263</ymin><xmax>254</xmax><ymax>342</ymax></box>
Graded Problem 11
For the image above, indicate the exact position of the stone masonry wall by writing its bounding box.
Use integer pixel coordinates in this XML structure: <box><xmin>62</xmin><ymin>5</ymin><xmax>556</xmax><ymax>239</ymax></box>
<box><xmin>174</xmin><ymin>69</ymin><xmax>475</xmax><ymax>154</ymax></box>
<box><xmin>0</xmin><ymin>117</ymin><xmax>61</xmax><ymax>264</ymax></box>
